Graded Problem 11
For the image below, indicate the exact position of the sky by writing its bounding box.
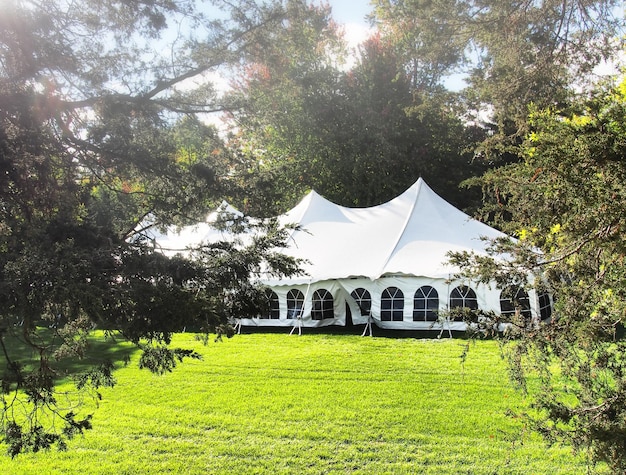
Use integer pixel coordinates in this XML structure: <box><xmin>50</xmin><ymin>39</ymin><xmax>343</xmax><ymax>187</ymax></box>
<box><xmin>323</xmin><ymin>0</ymin><xmax>375</xmax><ymax>50</ymax></box>
<box><xmin>326</xmin><ymin>0</ymin><xmax>373</xmax><ymax>26</ymax></box>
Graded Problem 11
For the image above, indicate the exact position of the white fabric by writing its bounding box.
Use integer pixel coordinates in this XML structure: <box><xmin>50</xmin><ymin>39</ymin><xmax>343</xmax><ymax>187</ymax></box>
<box><xmin>239</xmin><ymin>275</ymin><xmax>509</xmax><ymax>331</ymax></box>
<box><xmin>139</xmin><ymin>202</ymin><xmax>243</xmax><ymax>255</ymax></box>
<box><xmin>266</xmin><ymin>178</ymin><xmax>508</xmax><ymax>285</ymax></box>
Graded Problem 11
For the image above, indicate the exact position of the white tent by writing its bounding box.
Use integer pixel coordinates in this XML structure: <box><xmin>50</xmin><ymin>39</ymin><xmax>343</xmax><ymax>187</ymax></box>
<box><xmin>242</xmin><ymin>178</ymin><xmax>550</xmax><ymax>332</ymax></box>
<box><xmin>146</xmin><ymin>178</ymin><xmax>550</xmax><ymax>333</ymax></box>
<box><xmin>140</xmin><ymin>201</ymin><xmax>243</xmax><ymax>256</ymax></box>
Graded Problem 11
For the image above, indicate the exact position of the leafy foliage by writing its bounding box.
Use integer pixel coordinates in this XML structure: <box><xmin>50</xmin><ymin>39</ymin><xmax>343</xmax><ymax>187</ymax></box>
<box><xmin>372</xmin><ymin>0</ymin><xmax>623</xmax><ymax>152</ymax></box>
<box><xmin>0</xmin><ymin>0</ymin><xmax>301</xmax><ymax>456</ymax></box>
<box><xmin>225</xmin><ymin>1</ymin><xmax>487</xmax><ymax>214</ymax></box>
<box><xmin>138</xmin><ymin>346</ymin><xmax>202</xmax><ymax>375</ymax></box>
<box><xmin>450</xmin><ymin>80</ymin><xmax>626</xmax><ymax>472</ymax></box>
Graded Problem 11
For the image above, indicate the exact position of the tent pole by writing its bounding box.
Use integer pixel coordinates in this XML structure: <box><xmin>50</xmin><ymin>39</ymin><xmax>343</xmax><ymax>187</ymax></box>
<box><xmin>439</xmin><ymin>274</ymin><xmax>453</xmax><ymax>339</ymax></box>
<box><xmin>290</xmin><ymin>282</ymin><xmax>311</xmax><ymax>336</ymax></box>
<box><xmin>289</xmin><ymin>316</ymin><xmax>302</xmax><ymax>336</ymax></box>
<box><xmin>361</xmin><ymin>312</ymin><xmax>373</xmax><ymax>337</ymax></box>
<box><xmin>438</xmin><ymin>317</ymin><xmax>452</xmax><ymax>339</ymax></box>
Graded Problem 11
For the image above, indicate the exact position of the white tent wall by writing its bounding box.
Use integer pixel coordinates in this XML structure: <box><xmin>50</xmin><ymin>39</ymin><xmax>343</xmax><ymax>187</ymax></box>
<box><xmin>342</xmin><ymin>276</ymin><xmax>500</xmax><ymax>331</ymax></box>
<box><xmin>239</xmin><ymin>281</ymin><xmax>349</xmax><ymax>328</ymax></box>
<box><xmin>240</xmin><ymin>276</ymin><xmax>544</xmax><ymax>331</ymax></box>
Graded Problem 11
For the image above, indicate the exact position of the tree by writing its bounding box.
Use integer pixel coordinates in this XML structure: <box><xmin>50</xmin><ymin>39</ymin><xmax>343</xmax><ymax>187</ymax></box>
<box><xmin>0</xmin><ymin>0</ymin><xmax>299</xmax><ymax>456</ymax></box>
<box><xmin>372</xmin><ymin>0</ymin><xmax>623</xmax><ymax>152</ymax></box>
<box><xmin>224</xmin><ymin>0</ymin><xmax>348</xmax><ymax>214</ymax></box>
<box><xmin>326</xmin><ymin>34</ymin><xmax>488</xmax><ymax>209</ymax></box>
<box><xmin>226</xmin><ymin>2</ymin><xmax>486</xmax><ymax>213</ymax></box>
<box><xmin>449</xmin><ymin>79</ymin><xmax>626</xmax><ymax>472</ymax></box>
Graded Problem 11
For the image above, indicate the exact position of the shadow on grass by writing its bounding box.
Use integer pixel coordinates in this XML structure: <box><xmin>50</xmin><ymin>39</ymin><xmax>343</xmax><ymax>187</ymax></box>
<box><xmin>1</xmin><ymin>328</ymin><xmax>139</xmax><ymax>383</ymax></box>
<box><xmin>58</xmin><ymin>334</ymin><xmax>139</xmax><ymax>379</ymax></box>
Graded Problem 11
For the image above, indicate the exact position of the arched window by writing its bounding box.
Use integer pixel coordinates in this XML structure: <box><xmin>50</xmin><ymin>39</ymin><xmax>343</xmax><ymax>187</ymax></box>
<box><xmin>312</xmin><ymin>289</ymin><xmax>334</xmax><ymax>320</ymax></box>
<box><xmin>351</xmin><ymin>288</ymin><xmax>372</xmax><ymax>316</ymax></box>
<box><xmin>413</xmin><ymin>286</ymin><xmax>439</xmax><ymax>322</ymax></box>
<box><xmin>286</xmin><ymin>289</ymin><xmax>304</xmax><ymax>319</ymax></box>
<box><xmin>538</xmin><ymin>292</ymin><xmax>552</xmax><ymax>320</ymax></box>
<box><xmin>499</xmin><ymin>286</ymin><xmax>531</xmax><ymax>321</ymax></box>
<box><xmin>381</xmin><ymin>287</ymin><xmax>404</xmax><ymax>321</ymax></box>
<box><xmin>264</xmin><ymin>289</ymin><xmax>280</xmax><ymax>319</ymax></box>
<box><xmin>449</xmin><ymin>285</ymin><xmax>478</xmax><ymax>310</ymax></box>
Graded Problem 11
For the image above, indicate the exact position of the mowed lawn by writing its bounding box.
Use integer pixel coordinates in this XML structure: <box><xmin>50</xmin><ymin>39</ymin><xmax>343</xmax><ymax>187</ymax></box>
<box><xmin>0</xmin><ymin>332</ymin><xmax>600</xmax><ymax>474</ymax></box>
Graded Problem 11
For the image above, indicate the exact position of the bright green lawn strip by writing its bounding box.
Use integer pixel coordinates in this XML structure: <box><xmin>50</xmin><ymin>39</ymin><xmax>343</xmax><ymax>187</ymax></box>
<box><xmin>0</xmin><ymin>333</ymin><xmax>603</xmax><ymax>474</ymax></box>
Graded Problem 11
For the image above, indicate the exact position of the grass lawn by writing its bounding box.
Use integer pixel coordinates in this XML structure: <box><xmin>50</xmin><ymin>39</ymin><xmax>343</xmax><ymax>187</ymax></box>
<box><xmin>0</xmin><ymin>332</ymin><xmax>602</xmax><ymax>474</ymax></box>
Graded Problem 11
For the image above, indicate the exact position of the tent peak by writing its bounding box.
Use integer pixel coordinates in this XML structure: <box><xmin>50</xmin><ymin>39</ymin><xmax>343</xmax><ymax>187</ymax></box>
<box><xmin>303</xmin><ymin>177</ymin><xmax>430</xmax><ymax>210</ymax></box>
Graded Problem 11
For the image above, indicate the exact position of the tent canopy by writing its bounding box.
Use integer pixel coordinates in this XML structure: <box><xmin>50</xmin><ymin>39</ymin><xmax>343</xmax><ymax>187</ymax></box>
<box><xmin>142</xmin><ymin>178</ymin><xmax>509</xmax><ymax>287</ymax></box>
<box><xmin>267</xmin><ymin>177</ymin><xmax>507</xmax><ymax>286</ymax></box>
<box><xmin>140</xmin><ymin>201</ymin><xmax>242</xmax><ymax>255</ymax></box>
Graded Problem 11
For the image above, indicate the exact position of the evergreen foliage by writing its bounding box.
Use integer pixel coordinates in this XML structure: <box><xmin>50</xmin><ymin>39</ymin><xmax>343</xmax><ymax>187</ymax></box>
<box><xmin>449</xmin><ymin>81</ymin><xmax>626</xmax><ymax>472</ymax></box>
<box><xmin>0</xmin><ymin>0</ymin><xmax>299</xmax><ymax>455</ymax></box>
<box><xmin>372</xmin><ymin>0</ymin><xmax>623</xmax><ymax>151</ymax></box>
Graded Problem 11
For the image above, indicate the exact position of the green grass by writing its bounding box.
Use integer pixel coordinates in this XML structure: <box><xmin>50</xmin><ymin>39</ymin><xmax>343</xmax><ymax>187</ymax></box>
<box><xmin>0</xmin><ymin>333</ymin><xmax>602</xmax><ymax>474</ymax></box>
